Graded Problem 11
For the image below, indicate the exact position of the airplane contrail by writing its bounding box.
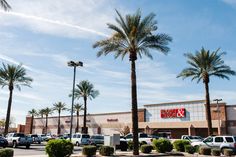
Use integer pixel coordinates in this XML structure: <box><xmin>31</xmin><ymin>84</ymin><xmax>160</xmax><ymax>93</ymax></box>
<box><xmin>0</xmin><ymin>10</ymin><xmax>109</xmax><ymax>37</ymax></box>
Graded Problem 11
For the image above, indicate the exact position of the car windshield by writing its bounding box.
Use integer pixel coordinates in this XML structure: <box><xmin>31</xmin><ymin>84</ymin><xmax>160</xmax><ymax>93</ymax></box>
<box><xmin>139</xmin><ymin>133</ymin><xmax>148</xmax><ymax>138</ymax></box>
<box><xmin>14</xmin><ymin>133</ymin><xmax>25</xmax><ymax>137</ymax></box>
<box><xmin>82</xmin><ymin>135</ymin><xmax>90</xmax><ymax>138</ymax></box>
<box><xmin>92</xmin><ymin>136</ymin><xmax>104</xmax><ymax>139</ymax></box>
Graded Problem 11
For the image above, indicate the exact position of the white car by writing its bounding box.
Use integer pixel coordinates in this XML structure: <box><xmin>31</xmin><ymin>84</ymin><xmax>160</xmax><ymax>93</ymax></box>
<box><xmin>71</xmin><ymin>133</ymin><xmax>90</xmax><ymax>146</ymax></box>
<box><xmin>125</xmin><ymin>133</ymin><xmax>153</xmax><ymax>144</ymax></box>
<box><xmin>181</xmin><ymin>135</ymin><xmax>203</xmax><ymax>143</ymax></box>
<box><xmin>191</xmin><ymin>136</ymin><xmax>236</xmax><ymax>153</ymax></box>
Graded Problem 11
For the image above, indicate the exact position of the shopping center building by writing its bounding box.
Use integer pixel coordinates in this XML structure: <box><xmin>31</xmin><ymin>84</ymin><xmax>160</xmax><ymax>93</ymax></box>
<box><xmin>24</xmin><ymin>100</ymin><xmax>236</xmax><ymax>138</ymax></box>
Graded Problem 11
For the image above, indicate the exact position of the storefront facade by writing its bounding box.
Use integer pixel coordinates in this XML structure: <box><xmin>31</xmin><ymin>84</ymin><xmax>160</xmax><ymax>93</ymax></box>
<box><xmin>24</xmin><ymin>100</ymin><xmax>231</xmax><ymax>138</ymax></box>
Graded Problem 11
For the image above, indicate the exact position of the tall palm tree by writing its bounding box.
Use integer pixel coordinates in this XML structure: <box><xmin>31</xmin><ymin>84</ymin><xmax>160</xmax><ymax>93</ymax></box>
<box><xmin>0</xmin><ymin>0</ymin><xmax>11</xmax><ymax>11</ymax></box>
<box><xmin>42</xmin><ymin>107</ymin><xmax>53</xmax><ymax>134</ymax></box>
<box><xmin>177</xmin><ymin>48</ymin><xmax>235</xmax><ymax>135</ymax></box>
<box><xmin>73</xmin><ymin>80</ymin><xmax>99</xmax><ymax>134</ymax></box>
<box><xmin>38</xmin><ymin>109</ymin><xmax>45</xmax><ymax>118</ymax></box>
<box><xmin>73</xmin><ymin>103</ymin><xmax>84</xmax><ymax>132</ymax></box>
<box><xmin>93</xmin><ymin>9</ymin><xmax>172</xmax><ymax>155</ymax></box>
<box><xmin>53</xmin><ymin>102</ymin><xmax>67</xmax><ymax>135</ymax></box>
<box><xmin>28</xmin><ymin>109</ymin><xmax>37</xmax><ymax>134</ymax></box>
<box><xmin>0</xmin><ymin>63</ymin><xmax>33</xmax><ymax>135</ymax></box>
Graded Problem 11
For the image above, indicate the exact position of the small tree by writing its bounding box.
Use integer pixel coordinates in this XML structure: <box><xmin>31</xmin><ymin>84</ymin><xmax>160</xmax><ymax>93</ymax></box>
<box><xmin>53</xmin><ymin>102</ymin><xmax>67</xmax><ymax>135</ymax></box>
<box><xmin>28</xmin><ymin>109</ymin><xmax>38</xmax><ymax>134</ymax></box>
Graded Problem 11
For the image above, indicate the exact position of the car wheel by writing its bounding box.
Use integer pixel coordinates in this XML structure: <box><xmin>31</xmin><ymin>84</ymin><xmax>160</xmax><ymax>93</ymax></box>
<box><xmin>13</xmin><ymin>141</ymin><xmax>17</xmax><ymax>148</ymax></box>
<box><xmin>38</xmin><ymin>141</ymin><xmax>41</xmax><ymax>144</ymax></box>
<box><xmin>26</xmin><ymin>144</ymin><xmax>30</xmax><ymax>149</ymax></box>
<box><xmin>76</xmin><ymin>142</ymin><xmax>79</xmax><ymax>146</ymax></box>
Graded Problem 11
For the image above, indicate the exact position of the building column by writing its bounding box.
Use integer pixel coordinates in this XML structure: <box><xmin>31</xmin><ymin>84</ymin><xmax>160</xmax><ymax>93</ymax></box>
<box><xmin>188</xmin><ymin>124</ymin><xmax>196</xmax><ymax>136</ymax></box>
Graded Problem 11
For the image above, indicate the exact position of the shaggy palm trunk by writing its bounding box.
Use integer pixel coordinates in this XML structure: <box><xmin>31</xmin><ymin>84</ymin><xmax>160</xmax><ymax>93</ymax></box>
<box><xmin>57</xmin><ymin>111</ymin><xmax>61</xmax><ymax>135</ymax></box>
<box><xmin>130</xmin><ymin>59</ymin><xmax>139</xmax><ymax>155</ymax></box>
<box><xmin>76</xmin><ymin>111</ymin><xmax>79</xmax><ymax>132</ymax></box>
<box><xmin>204</xmin><ymin>79</ymin><xmax>212</xmax><ymax>136</ymax></box>
<box><xmin>45</xmin><ymin>115</ymin><xmax>48</xmax><ymax>134</ymax></box>
<box><xmin>30</xmin><ymin>115</ymin><xmax>34</xmax><ymax>134</ymax></box>
<box><xmin>4</xmin><ymin>86</ymin><xmax>13</xmax><ymax>135</ymax></box>
<box><xmin>82</xmin><ymin>97</ymin><xmax>87</xmax><ymax>134</ymax></box>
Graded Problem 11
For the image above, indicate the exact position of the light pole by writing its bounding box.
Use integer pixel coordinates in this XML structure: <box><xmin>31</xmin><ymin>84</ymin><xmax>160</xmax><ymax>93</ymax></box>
<box><xmin>213</xmin><ymin>98</ymin><xmax>222</xmax><ymax>135</ymax></box>
<box><xmin>68</xmin><ymin>61</ymin><xmax>83</xmax><ymax>141</ymax></box>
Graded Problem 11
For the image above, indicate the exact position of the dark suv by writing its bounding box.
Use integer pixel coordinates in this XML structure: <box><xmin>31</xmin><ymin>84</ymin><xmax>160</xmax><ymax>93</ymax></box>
<box><xmin>89</xmin><ymin>135</ymin><xmax>104</xmax><ymax>145</ymax></box>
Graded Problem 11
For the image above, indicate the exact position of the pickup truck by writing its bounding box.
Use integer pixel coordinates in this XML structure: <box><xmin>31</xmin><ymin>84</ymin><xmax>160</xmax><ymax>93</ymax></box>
<box><xmin>6</xmin><ymin>133</ymin><xmax>32</xmax><ymax>148</ymax></box>
<box><xmin>124</xmin><ymin>133</ymin><xmax>153</xmax><ymax>144</ymax></box>
<box><xmin>181</xmin><ymin>135</ymin><xmax>203</xmax><ymax>143</ymax></box>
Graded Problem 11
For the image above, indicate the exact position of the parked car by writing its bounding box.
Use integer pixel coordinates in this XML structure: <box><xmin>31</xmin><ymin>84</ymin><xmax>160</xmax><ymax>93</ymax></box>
<box><xmin>116</xmin><ymin>138</ymin><xmax>128</xmax><ymax>151</ymax></box>
<box><xmin>191</xmin><ymin>136</ymin><xmax>236</xmax><ymax>153</ymax></box>
<box><xmin>181</xmin><ymin>135</ymin><xmax>203</xmax><ymax>143</ymax></box>
<box><xmin>71</xmin><ymin>133</ymin><xmax>90</xmax><ymax>146</ymax></box>
<box><xmin>89</xmin><ymin>135</ymin><xmax>104</xmax><ymax>145</ymax></box>
<box><xmin>38</xmin><ymin>134</ymin><xmax>48</xmax><ymax>141</ymax></box>
<box><xmin>124</xmin><ymin>133</ymin><xmax>153</xmax><ymax>144</ymax></box>
<box><xmin>6</xmin><ymin>133</ymin><xmax>32</xmax><ymax>148</ymax></box>
<box><xmin>0</xmin><ymin>136</ymin><xmax>8</xmax><ymax>148</ymax></box>
<box><xmin>28</xmin><ymin>134</ymin><xmax>42</xmax><ymax>144</ymax></box>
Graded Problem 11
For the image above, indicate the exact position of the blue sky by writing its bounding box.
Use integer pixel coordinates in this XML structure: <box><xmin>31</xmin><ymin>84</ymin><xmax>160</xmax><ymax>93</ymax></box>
<box><xmin>0</xmin><ymin>0</ymin><xmax>236</xmax><ymax>125</ymax></box>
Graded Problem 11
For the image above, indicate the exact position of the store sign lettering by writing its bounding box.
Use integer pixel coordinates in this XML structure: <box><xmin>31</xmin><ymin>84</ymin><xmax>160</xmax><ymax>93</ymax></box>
<box><xmin>161</xmin><ymin>108</ymin><xmax>185</xmax><ymax>118</ymax></box>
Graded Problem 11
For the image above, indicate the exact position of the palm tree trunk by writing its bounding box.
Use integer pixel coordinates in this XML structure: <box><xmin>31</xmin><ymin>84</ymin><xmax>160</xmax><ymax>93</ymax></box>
<box><xmin>130</xmin><ymin>60</ymin><xmax>139</xmax><ymax>155</ymax></box>
<box><xmin>204</xmin><ymin>80</ymin><xmax>213</xmax><ymax>136</ymax></box>
<box><xmin>57</xmin><ymin>111</ymin><xmax>61</xmax><ymax>135</ymax></box>
<box><xmin>45</xmin><ymin>115</ymin><xmax>48</xmax><ymax>134</ymax></box>
<box><xmin>82</xmin><ymin>96</ymin><xmax>87</xmax><ymax>134</ymax></box>
<box><xmin>30</xmin><ymin>115</ymin><xmax>34</xmax><ymax>134</ymax></box>
<box><xmin>76</xmin><ymin>111</ymin><xmax>79</xmax><ymax>132</ymax></box>
<box><xmin>4</xmin><ymin>87</ymin><xmax>13</xmax><ymax>135</ymax></box>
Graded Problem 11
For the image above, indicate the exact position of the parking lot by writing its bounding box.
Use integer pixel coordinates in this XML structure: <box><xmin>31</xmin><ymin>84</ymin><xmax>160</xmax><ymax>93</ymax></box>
<box><xmin>12</xmin><ymin>143</ymin><xmax>82</xmax><ymax>156</ymax></box>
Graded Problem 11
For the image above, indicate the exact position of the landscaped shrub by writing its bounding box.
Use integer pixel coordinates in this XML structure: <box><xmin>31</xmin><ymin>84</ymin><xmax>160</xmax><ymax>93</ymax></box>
<box><xmin>173</xmin><ymin>140</ymin><xmax>190</xmax><ymax>152</ymax></box>
<box><xmin>139</xmin><ymin>141</ymin><xmax>147</xmax><ymax>147</ymax></box>
<box><xmin>199</xmin><ymin>146</ymin><xmax>211</xmax><ymax>155</ymax></box>
<box><xmin>194</xmin><ymin>145</ymin><xmax>199</xmax><ymax>153</ymax></box>
<box><xmin>45</xmin><ymin>139</ymin><xmax>73</xmax><ymax>157</ymax></box>
<box><xmin>99</xmin><ymin>146</ymin><xmax>114</xmax><ymax>156</ymax></box>
<box><xmin>127</xmin><ymin>140</ymin><xmax>134</xmax><ymax>150</ymax></box>
<box><xmin>0</xmin><ymin>149</ymin><xmax>14</xmax><ymax>157</ymax></box>
<box><xmin>211</xmin><ymin>149</ymin><xmax>221</xmax><ymax>156</ymax></box>
<box><xmin>140</xmin><ymin>144</ymin><xmax>153</xmax><ymax>154</ymax></box>
<box><xmin>184</xmin><ymin>145</ymin><xmax>195</xmax><ymax>154</ymax></box>
<box><xmin>152</xmin><ymin>138</ymin><xmax>173</xmax><ymax>153</ymax></box>
<box><xmin>223</xmin><ymin>149</ymin><xmax>233</xmax><ymax>156</ymax></box>
<box><xmin>82</xmin><ymin>145</ymin><xmax>97</xmax><ymax>156</ymax></box>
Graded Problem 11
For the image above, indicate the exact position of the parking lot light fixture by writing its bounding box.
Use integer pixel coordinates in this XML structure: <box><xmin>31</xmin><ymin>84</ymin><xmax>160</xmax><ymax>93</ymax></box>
<box><xmin>68</xmin><ymin>61</ymin><xmax>83</xmax><ymax>141</ymax></box>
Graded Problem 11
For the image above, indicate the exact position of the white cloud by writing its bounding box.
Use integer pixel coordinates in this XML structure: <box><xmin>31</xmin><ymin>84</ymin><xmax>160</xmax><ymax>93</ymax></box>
<box><xmin>0</xmin><ymin>0</ymin><xmax>119</xmax><ymax>38</ymax></box>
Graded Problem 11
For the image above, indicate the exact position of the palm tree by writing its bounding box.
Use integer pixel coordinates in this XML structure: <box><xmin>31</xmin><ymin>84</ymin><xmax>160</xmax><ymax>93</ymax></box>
<box><xmin>38</xmin><ymin>109</ymin><xmax>45</xmax><ymax>118</ymax></box>
<box><xmin>177</xmin><ymin>48</ymin><xmax>235</xmax><ymax>135</ymax></box>
<box><xmin>93</xmin><ymin>9</ymin><xmax>172</xmax><ymax>155</ymax></box>
<box><xmin>73</xmin><ymin>103</ymin><xmax>84</xmax><ymax>132</ymax></box>
<box><xmin>42</xmin><ymin>107</ymin><xmax>53</xmax><ymax>134</ymax></box>
<box><xmin>53</xmin><ymin>102</ymin><xmax>67</xmax><ymax>135</ymax></box>
<box><xmin>0</xmin><ymin>63</ymin><xmax>33</xmax><ymax>135</ymax></box>
<box><xmin>0</xmin><ymin>0</ymin><xmax>11</xmax><ymax>11</ymax></box>
<box><xmin>73</xmin><ymin>80</ymin><xmax>99</xmax><ymax>134</ymax></box>
<box><xmin>28</xmin><ymin>109</ymin><xmax>38</xmax><ymax>134</ymax></box>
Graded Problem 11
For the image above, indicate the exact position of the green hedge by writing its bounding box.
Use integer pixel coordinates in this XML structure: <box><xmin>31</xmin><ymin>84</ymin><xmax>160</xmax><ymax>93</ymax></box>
<box><xmin>99</xmin><ymin>146</ymin><xmax>114</xmax><ymax>156</ymax></box>
<box><xmin>45</xmin><ymin>139</ymin><xmax>73</xmax><ymax>157</ymax></box>
<box><xmin>211</xmin><ymin>148</ymin><xmax>221</xmax><ymax>156</ymax></box>
<box><xmin>199</xmin><ymin>146</ymin><xmax>211</xmax><ymax>155</ymax></box>
<box><xmin>82</xmin><ymin>145</ymin><xmax>97</xmax><ymax>156</ymax></box>
<box><xmin>140</xmin><ymin>144</ymin><xmax>153</xmax><ymax>154</ymax></box>
<box><xmin>173</xmin><ymin>140</ymin><xmax>190</xmax><ymax>152</ymax></box>
<box><xmin>127</xmin><ymin>141</ymin><xmax>133</xmax><ymax>150</ymax></box>
<box><xmin>0</xmin><ymin>149</ymin><xmax>14</xmax><ymax>157</ymax></box>
<box><xmin>184</xmin><ymin>145</ymin><xmax>195</xmax><ymax>154</ymax></box>
<box><xmin>152</xmin><ymin>138</ymin><xmax>173</xmax><ymax>153</ymax></box>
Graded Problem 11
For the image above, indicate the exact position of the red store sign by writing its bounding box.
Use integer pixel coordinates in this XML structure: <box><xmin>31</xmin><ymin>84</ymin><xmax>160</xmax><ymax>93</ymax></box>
<box><xmin>161</xmin><ymin>108</ymin><xmax>186</xmax><ymax>118</ymax></box>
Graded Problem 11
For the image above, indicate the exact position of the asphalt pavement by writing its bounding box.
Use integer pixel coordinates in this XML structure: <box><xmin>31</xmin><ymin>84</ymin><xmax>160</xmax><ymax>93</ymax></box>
<box><xmin>12</xmin><ymin>143</ymin><xmax>82</xmax><ymax>157</ymax></box>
